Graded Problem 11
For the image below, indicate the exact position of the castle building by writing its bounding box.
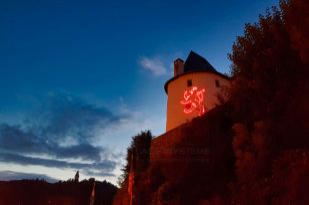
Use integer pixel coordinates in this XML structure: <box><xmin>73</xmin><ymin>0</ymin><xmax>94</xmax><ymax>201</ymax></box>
<box><xmin>74</xmin><ymin>170</ymin><xmax>79</xmax><ymax>182</ymax></box>
<box><xmin>165</xmin><ymin>51</ymin><xmax>230</xmax><ymax>131</ymax></box>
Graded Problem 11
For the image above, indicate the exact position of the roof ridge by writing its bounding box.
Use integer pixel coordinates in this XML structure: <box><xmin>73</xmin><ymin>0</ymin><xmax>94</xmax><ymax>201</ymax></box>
<box><xmin>184</xmin><ymin>51</ymin><xmax>218</xmax><ymax>73</ymax></box>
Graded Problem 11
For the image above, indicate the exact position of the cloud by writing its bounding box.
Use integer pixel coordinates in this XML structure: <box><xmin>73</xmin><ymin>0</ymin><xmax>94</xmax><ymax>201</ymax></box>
<box><xmin>0</xmin><ymin>170</ymin><xmax>58</xmax><ymax>183</ymax></box>
<box><xmin>0</xmin><ymin>123</ymin><xmax>105</xmax><ymax>161</ymax></box>
<box><xmin>139</xmin><ymin>56</ymin><xmax>167</xmax><ymax>76</ymax></box>
<box><xmin>82</xmin><ymin>169</ymin><xmax>115</xmax><ymax>177</ymax></box>
<box><xmin>0</xmin><ymin>93</ymin><xmax>126</xmax><ymax>178</ymax></box>
<box><xmin>0</xmin><ymin>153</ymin><xmax>116</xmax><ymax>176</ymax></box>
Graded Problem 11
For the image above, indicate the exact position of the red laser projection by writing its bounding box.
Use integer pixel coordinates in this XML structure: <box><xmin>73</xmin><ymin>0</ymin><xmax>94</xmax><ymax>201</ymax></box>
<box><xmin>180</xmin><ymin>86</ymin><xmax>206</xmax><ymax>116</ymax></box>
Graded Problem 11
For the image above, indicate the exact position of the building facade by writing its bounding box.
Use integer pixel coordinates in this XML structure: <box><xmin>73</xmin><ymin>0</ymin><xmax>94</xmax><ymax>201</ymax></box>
<box><xmin>165</xmin><ymin>51</ymin><xmax>230</xmax><ymax>131</ymax></box>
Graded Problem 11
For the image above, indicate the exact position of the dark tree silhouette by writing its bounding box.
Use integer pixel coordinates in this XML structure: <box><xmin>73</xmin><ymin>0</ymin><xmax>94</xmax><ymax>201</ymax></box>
<box><xmin>117</xmin><ymin>130</ymin><xmax>153</xmax><ymax>187</ymax></box>
<box><xmin>228</xmin><ymin>0</ymin><xmax>309</xmax><ymax>203</ymax></box>
<box><xmin>0</xmin><ymin>178</ymin><xmax>117</xmax><ymax>205</ymax></box>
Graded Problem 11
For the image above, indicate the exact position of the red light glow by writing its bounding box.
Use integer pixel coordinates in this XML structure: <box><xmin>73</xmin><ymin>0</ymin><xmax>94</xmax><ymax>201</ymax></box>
<box><xmin>180</xmin><ymin>86</ymin><xmax>206</xmax><ymax>116</ymax></box>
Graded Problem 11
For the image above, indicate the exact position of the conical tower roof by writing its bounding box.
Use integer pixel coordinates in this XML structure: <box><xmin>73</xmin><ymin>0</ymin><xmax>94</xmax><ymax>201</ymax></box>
<box><xmin>164</xmin><ymin>51</ymin><xmax>229</xmax><ymax>93</ymax></box>
<box><xmin>184</xmin><ymin>51</ymin><xmax>218</xmax><ymax>73</ymax></box>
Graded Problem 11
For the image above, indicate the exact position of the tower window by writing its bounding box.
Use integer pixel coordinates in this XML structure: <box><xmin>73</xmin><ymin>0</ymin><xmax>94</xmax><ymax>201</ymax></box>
<box><xmin>187</xmin><ymin>79</ymin><xmax>192</xmax><ymax>87</ymax></box>
<box><xmin>215</xmin><ymin>80</ymin><xmax>220</xmax><ymax>87</ymax></box>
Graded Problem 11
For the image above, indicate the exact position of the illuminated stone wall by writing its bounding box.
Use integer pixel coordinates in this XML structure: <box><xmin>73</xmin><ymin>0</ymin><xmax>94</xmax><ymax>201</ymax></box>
<box><xmin>166</xmin><ymin>72</ymin><xmax>230</xmax><ymax>131</ymax></box>
<box><xmin>151</xmin><ymin>104</ymin><xmax>234</xmax><ymax>182</ymax></box>
<box><xmin>112</xmin><ymin>182</ymin><xmax>130</xmax><ymax>205</ymax></box>
<box><xmin>113</xmin><ymin>105</ymin><xmax>234</xmax><ymax>205</ymax></box>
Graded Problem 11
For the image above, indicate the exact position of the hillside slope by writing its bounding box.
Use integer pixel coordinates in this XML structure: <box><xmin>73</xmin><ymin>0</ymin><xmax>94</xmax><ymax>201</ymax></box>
<box><xmin>0</xmin><ymin>179</ymin><xmax>117</xmax><ymax>205</ymax></box>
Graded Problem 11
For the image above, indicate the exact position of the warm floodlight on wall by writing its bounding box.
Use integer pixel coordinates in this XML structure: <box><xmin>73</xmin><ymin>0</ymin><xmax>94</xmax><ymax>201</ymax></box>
<box><xmin>180</xmin><ymin>86</ymin><xmax>206</xmax><ymax>116</ymax></box>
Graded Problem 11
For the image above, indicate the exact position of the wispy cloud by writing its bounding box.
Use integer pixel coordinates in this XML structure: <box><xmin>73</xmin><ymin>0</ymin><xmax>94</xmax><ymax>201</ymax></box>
<box><xmin>138</xmin><ymin>56</ymin><xmax>167</xmax><ymax>76</ymax></box>
<box><xmin>0</xmin><ymin>170</ymin><xmax>58</xmax><ymax>183</ymax></box>
<box><xmin>0</xmin><ymin>93</ymin><xmax>127</xmax><ymax>178</ymax></box>
<box><xmin>0</xmin><ymin>92</ymin><xmax>166</xmax><ymax>182</ymax></box>
<box><xmin>0</xmin><ymin>153</ymin><xmax>116</xmax><ymax>176</ymax></box>
<box><xmin>138</xmin><ymin>51</ymin><xmax>186</xmax><ymax>77</ymax></box>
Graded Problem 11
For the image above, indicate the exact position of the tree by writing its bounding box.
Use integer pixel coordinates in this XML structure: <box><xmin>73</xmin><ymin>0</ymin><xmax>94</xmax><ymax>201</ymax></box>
<box><xmin>117</xmin><ymin>130</ymin><xmax>153</xmax><ymax>187</ymax></box>
<box><xmin>228</xmin><ymin>0</ymin><xmax>309</xmax><ymax>202</ymax></box>
<box><xmin>229</xmin><ymin>0</ymin><xmax>308</xmax><ymax>126</ymax></box>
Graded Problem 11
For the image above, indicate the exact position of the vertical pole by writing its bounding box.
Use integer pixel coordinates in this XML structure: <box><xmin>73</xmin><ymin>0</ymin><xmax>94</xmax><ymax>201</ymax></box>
<box><xmin>129</xmin><ymin>153</ymin><xmax>134</xmax><ymax>205</ymax></box>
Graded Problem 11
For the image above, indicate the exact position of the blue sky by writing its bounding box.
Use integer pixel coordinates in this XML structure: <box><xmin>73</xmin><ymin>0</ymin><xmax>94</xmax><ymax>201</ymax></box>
<box><xmin>0</xmin><ymin>0</ymin><xmax>277</xmax><ymax>184</ymax></box>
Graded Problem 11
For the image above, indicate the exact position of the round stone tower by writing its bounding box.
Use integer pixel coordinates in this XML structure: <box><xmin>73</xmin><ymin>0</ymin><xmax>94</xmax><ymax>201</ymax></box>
<box><xmin>165</xmin><ymin>51</ymin><xmax>230</xmax><ymax>131</ymax></box>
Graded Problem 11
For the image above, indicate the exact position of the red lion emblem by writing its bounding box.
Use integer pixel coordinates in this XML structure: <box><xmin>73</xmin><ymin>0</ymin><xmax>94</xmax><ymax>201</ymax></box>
<box><xmin>180</xmin><ymin>86</ymin><xmax>206</xmax><ymax>116</ymax></box>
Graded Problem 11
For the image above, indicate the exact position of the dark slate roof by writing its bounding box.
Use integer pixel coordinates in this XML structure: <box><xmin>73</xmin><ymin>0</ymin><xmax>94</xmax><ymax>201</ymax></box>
<box><xmin>184</xmin><ymin>51</ymin><xmax>218</xmax><ymax>73</ymax></box>
<box><xmin>164</xmin><ymin>51</ymin><xmax>230</xmax><ymax>94</ymax></box>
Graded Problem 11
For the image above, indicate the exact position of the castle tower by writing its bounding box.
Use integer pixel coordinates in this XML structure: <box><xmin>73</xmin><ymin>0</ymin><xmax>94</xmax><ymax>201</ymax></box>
<box><xmin>165</xmin><ymin>51</ymin><xmax>230</xmax><ymax>131</ymax></box>
<box><xmin>74</xmin><ymin>170</ymin><xmax>79</xmax><ymax>182</ymax></box>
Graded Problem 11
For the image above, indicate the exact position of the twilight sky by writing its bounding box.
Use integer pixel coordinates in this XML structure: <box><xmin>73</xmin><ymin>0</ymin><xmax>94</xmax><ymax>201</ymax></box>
<box><xmin>0</xmin><ymin>0</ymin><xmax>277</xmax><ymax>184</ymax></box>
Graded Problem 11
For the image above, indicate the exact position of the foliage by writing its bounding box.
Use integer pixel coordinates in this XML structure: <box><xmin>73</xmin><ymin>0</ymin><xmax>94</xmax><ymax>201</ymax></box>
<box><xmin>229</xmin><ymin>0</ymin><xmax>308</xmax><ymax>127</ymax></box>
<box><xmin>227</xmin><ymin>0</ymin><xmax>309</xmax><ymax>203</ymax></box>
<box><xmin>0</xmin><ymin>178</ymin><xmax>117</xmax><ymax>205</ymax></box>
<box><xmin>117</xmin><ymin>130</ymin><xmax>153</xmax><ymax>187</ymax></box>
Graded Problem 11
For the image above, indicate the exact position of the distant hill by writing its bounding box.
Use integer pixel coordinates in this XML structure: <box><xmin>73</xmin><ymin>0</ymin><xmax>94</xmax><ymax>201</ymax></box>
<box><xmin>0</xmin><ymin>178</ymin><xmax>117</xmax><ymax>205</ymax></box>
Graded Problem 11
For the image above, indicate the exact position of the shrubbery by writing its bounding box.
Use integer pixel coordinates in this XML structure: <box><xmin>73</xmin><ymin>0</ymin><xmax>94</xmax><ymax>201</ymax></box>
<box><xmin>0</xmin><ymin>178</ymin><xmax>117</xmax><ymax>205</ymax></box>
